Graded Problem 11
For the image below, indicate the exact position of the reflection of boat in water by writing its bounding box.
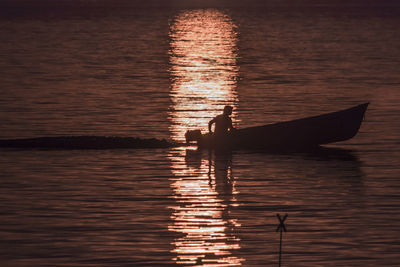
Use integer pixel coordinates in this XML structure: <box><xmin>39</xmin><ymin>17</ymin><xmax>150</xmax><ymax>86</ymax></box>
<box><xmin>187</xmin><ymin>145</ymin><xmax>360</xmax><ymax>164</ymax></box>
<box><xmin>186</xmin><ymin>103</ymin><xmax>369</xmax><ymax>151</ymax></box>
<box><xmin>181</xmin><ymin>145</ymin><xmax>363</xmax><ymax>265</ymax></box>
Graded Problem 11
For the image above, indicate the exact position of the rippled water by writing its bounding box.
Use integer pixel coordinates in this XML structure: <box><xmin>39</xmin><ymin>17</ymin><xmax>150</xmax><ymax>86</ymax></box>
<box><xmin>1</xmin><ymin>5</ymin><xmax>400</xmax><ymax>266</ymax></box>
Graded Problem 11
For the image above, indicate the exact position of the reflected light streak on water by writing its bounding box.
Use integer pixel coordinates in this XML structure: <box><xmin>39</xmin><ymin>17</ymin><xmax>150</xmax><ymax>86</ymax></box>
<box><xmin>168</xmin><ymin>148</ymin><xmax>243</xmax><ymax>266</ymax></box>
<box><xmin>168</xmin><ymin>9</ymin><xmax>239</xmax><ymax>143</ymax></box>
<box><xmin>168</xmin><ymin>9</ymin><xmax>243</xmax><ymax>266</ymax></box>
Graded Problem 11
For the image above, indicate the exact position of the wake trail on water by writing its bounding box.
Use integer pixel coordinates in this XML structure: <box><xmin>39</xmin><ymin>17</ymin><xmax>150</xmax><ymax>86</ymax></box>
<box><xmin>0</xmin><ymin>136</ymin><xmax>181</xmax><ymax>150</ymax></box>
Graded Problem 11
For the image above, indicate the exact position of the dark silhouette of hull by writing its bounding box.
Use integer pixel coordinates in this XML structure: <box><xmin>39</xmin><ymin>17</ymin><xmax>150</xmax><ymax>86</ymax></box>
<box><xmin>0</xmin><ymin>103</ymin><xmax>368</xmax><ymax>151</ymax></box>
<box><xmin>195</xmin><ymin>103</ymin><xmax>369</xmax><ymax>151</ymax></box>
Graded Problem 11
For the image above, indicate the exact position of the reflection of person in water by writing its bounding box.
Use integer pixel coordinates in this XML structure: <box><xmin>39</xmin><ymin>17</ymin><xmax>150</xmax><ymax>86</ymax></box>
<box><xmin>185</xmin><ymin>149</ymin><xmax>234</xmax><ymax>197</ymax></box>
<box><xmin>182</xmin><ymin>149</ymin><xmax>241</xmax><ymax>264</ymax></box>
<box><xmin>208</xmin><ymin>106</ymin><xmax>234</xmax><ymax>139</ymax></box>
<box><xmin>213</xmin><ymin>152</ymin><xmax>234</xmax><ymax>195</ymax></box>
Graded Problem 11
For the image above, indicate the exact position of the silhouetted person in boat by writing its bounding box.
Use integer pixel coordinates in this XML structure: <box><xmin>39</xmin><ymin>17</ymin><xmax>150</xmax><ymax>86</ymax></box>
<box><xmin>209</xmin><ymin>106</ymin><xmax>234</xmax><ymax>140</ymax></box>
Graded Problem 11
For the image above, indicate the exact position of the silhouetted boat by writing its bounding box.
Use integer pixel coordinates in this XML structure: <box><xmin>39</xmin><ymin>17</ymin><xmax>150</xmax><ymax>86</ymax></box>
<box><xmin>185</xmin><ymin>103</ymin><xmax>369</xmax><ymax>151</ymax></box>
<box><xmin>0</xmin><ymin>103</ymin><xmax>368</xmax><ymax>151</ymax></box>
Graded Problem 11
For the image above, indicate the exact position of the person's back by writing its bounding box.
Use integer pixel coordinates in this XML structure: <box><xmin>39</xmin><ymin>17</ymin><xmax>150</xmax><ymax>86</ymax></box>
<box><xmin>211</xmin><ymin>114</ymin><xmax>232</xmax><ymax>137</ymax></box>
<box><xmin>209</xmin><ymin>106</ymin><xmax>234</xmax><ymax>138</ymax></box>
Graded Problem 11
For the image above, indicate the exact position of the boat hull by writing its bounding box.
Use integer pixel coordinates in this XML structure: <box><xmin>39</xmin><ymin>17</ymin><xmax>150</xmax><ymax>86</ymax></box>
<box><xmin>192</xmin><ymin>103</ymin><xmax>369</xmax><ymax>151</ymax></box>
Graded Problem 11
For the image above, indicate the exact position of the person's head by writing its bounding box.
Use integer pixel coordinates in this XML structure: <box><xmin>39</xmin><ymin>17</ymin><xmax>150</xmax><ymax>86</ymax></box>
<box><xmin>223</xmin><ymin>105</ymin><xmax>233</xmax><ymax>116</ymax></box>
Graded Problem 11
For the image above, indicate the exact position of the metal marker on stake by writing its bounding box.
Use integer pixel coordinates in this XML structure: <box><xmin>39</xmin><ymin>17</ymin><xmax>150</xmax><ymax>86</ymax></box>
<box><xmin>276</xmin><ymin>213</ymin><xmax>288</xmax><ymax>267</ymax></box>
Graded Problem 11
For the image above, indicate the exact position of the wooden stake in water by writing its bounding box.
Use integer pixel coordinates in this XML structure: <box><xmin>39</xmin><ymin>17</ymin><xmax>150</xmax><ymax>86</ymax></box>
<box><xmin>276</xmin><ymin>213</ymin><xmax>288</xmax><ymax>267</ymax></box>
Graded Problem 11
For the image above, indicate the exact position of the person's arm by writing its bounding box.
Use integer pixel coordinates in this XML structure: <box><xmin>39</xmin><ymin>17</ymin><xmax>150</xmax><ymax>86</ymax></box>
<box><xmin>209</xmin><ymin>118</ymin><xmax>215</xmax><ymax>133</ymax></box>
<box><xmin>228</xmin><ymin>117</ymin><xmax>234</xmax><ymax>131</ymax></box>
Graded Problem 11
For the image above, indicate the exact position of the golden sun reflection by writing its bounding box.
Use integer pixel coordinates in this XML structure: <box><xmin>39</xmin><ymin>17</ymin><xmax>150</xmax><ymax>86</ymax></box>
<box><xmin>168</xmin><ymin>148</ymin><xmax>243</xmax><ymax>266</ymax></box>
<box><xmin>168</xmin><ymin>9</ymin><xmax>242</xmax><ymax>266</ymax></box>
<box><xmin>168</xmin><ymin>9</ymin><xmax>239</xmax><ymax>142</ymax></box>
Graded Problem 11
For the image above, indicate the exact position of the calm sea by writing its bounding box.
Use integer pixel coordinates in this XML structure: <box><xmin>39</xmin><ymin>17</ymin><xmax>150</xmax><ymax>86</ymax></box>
<box><xmin>1</xmin><ymin>4</ymin><xmax>400</xmax><ymax>266</ymax></box>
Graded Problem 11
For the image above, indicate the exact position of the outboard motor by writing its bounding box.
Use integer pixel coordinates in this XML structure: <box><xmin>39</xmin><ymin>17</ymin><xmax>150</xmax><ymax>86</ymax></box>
<box><xmin>185</xmin><ymin>130</ymin><xmax>202</xmax><ymax>144</ymax></box>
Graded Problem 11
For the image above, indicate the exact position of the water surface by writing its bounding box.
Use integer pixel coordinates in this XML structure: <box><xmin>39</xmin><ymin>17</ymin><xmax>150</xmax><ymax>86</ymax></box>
<box><xmin>1</xmin><ymin>5</ymin><xmax>400</xmax><ymax>266</ymax></box>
